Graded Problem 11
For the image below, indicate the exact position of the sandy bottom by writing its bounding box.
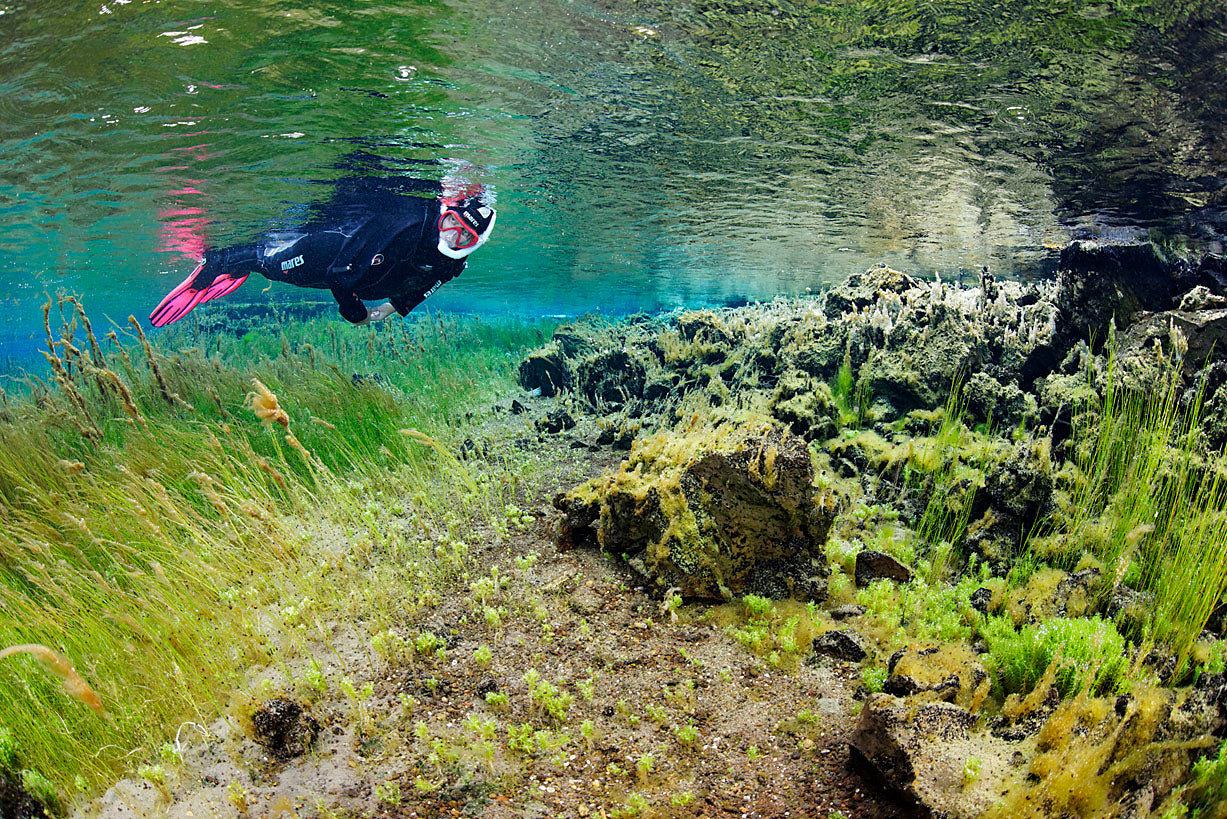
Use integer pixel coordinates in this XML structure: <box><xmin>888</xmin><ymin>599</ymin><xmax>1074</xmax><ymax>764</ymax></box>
<box><xmin>81</xmin><ymin>423</ymin><xmax>915</xmax><ymax>819</ymax></box>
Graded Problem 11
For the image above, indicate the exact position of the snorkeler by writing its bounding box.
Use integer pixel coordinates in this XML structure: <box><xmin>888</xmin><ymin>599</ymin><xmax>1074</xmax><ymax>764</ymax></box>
<box><xmin>150</xmin><ymin>182</ymin><xmax>496</xmax><ymax>327</ymax></box>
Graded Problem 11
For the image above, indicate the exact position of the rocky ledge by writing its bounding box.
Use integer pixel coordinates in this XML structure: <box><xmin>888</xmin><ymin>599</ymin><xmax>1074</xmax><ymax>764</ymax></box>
<box><xmin>509</xmin><ymin>240</ymin><xmax>1227</xmax><ymax>818</ymax></box>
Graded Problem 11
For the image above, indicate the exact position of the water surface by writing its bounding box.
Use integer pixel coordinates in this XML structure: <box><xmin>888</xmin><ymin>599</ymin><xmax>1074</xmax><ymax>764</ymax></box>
<box><xmin>1</xmin><ymin>0</ymin><xmax>1224</xmax><ymax>361</ymax></box>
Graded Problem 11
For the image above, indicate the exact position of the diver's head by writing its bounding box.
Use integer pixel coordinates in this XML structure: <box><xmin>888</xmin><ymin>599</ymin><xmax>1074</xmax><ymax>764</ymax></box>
<box><xmin>437</xmin><ymin>197</ymin><xmax>496</xmax><ymax>259</ymax></box>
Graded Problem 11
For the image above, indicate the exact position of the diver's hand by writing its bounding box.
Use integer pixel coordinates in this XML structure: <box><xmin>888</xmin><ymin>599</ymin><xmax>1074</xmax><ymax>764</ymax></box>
<box><xmin>362</xmin><ymin>303</ymin><xmax>396</xmax><ymax>323</ymax></box>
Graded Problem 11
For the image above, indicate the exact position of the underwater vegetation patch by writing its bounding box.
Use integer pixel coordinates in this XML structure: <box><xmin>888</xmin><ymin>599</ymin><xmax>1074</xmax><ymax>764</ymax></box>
<box><xmin>0</xmin><ymin>296</ymin><xmax>549</xmax><ymax>806</ymax></box>
<box><xmin>981</xmin><ymin>615</ymin><xmax>1128</xmax><ymax>699</ymax></box>
<box><xmin>1039</xmin><ymin>336</ymin><xmax>1227</xmax><ymax>665</ymax></box>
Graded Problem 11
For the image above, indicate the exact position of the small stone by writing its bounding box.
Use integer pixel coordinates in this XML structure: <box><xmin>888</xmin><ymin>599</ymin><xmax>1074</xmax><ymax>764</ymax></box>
<box><xmin>854</xmin><ymin>550</ymin><xmax>912</xmax><ymax>587</ymax></box>
<box><xmin>969</xmin><ymin>587</ymin><xmax>992</xmax><ymax>613</ymax></box>
<box><xmin>537</xmin><ymin>408</ymin><xmax>576</xmax><ymax>434</ymax></box>
<box><xmin>811</xmin><ymin>629</ymin><xmax>867</xmax><ymax>662</ymax></box>
<box><xmin>830</xmin><ymin>604</ymin><xmax>867</xmax><ymax>621</ymax></box>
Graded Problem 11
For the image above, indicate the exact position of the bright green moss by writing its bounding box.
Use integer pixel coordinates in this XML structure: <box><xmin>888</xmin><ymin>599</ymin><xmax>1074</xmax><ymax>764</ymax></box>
<box><xmin>981</xmin><ymin>615</ymin><xmax>1127</xmax><ymax>698</ymax></box>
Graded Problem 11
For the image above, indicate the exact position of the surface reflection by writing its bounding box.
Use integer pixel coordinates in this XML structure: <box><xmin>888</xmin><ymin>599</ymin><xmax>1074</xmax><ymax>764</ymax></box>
<box><xmin>0</xmin><ymin>0</ymin><xmax>1221</xmax><ymax>339</ymax></box>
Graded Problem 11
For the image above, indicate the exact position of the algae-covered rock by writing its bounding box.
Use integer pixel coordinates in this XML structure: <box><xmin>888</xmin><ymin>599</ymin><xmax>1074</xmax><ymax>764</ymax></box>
<box><xmin>811</xmin><ymin>629</ymin><xmax>867</xmax><ymax>662</ymax></box>
<box><xmin>963</xmin><ymin>438</ymin><xmax>1055</xmax><ymax>568</ymax></box>
<box><xmin>854</xmin><ymin>549</ymin><xmax>911</xmax><ymax>587</ymax></box>
<box><xmin>964</xmin><ymin>371</ymin><xmax>1036</xmax><ymax>429</ymax></box>
<box><xmin>883</xmin><ymin>644</ymin><xmax>988</xmax><ymax>710</ymax></box>
<box><xmin>518</xmin><ymin>342</ymin><xmax>572</xmax><ymax>397</ymax></box>
<box><xmin>823</xmin><ymin>264</ymin><xmax>923</xmax><ymax>319</ymax></box>
<box><xmin>574</xmin><ymin>349</ymin><xmax>647</xmax><ymax>411</ymax></box>
<box><xmin>676</xmin><ymin>309</ymin><xmax>735</xmax><ymax>350</ymax></box>
<box><xmin>555</xmin><ymin>423</ymin><xmax>835</xmax><ymax>600</ymax></box>
<box><xmin>988</xmin><ymin>675</ymin><xmax>1227</xmax><ymax>816</ymax></box>
<box><xmin>859</xmin><ymin>303</ymin><xmax>982</xmax><ymax>412</ymax></box>
<box><xmin>769</xmin><ymin>369</ymin><xmax>838</xmax><ymax>440</ymax></box>
<box><xmin>252</xmin><ymin>696</ymin><xmax>320</xmax><ymax>760</ymax></box>
<box><xmin>851</xmin><ymin>695</ymin><xmax>1018</xmax><ymax>819</ymax></box>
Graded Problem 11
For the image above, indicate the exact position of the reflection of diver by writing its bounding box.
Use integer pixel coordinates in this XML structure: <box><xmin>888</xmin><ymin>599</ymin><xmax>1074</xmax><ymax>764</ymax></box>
<box><xmin>150</xmin><ymin>180</ymin><xmax>496</xmax><ymax>326</ymax></box>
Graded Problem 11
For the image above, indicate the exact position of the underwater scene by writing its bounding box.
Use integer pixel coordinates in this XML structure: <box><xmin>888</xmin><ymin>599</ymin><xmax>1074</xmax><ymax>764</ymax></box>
<box><xmin>3</xmin><ymin>0</ymin><xmax>1227</xmax><ymax>817</ymax></box>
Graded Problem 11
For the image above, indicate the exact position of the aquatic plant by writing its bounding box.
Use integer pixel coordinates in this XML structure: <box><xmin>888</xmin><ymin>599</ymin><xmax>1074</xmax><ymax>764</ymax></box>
<box><xmin>0</xmin><ymin>302</ymin><xmax>550</xmax><ymax>803</ymax></box>
<box><xmin>0</xmin><ymin>644</ymin><xmax>104</xmax><ymax>715</ymax></box>
<box><xmin>1049</xmin><ymin>339</ymin><xmax>1227</xmax><ymax>662</ymax></box>
<box><xmin>1175</xmin><ymin>736</ymin><xmax>1227</xmax><ymax>817</ymax></box>
<box><xmin>980</xmin><ymin>615</ymin><xmax>1127</xmax><ymax>699</ymax></box>
<box><xmin>905</xmin><ymin>381</ymin><xmax>990</xmax><ymax>576</ymax></box>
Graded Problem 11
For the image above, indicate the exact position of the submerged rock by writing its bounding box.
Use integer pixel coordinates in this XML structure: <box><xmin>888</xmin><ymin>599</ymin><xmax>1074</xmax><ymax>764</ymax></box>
<box><xmin>830</xmin><ymin>603</ymin><xmax>867</xmax><ymax>620</ymax></box>
<box><xmin>575</xmin><ymin>349</ymin><xmax>648</xmax><ymax>412</ymax></box>
<box><xmin>252</xmin><ymin>696</ymin><xmax>320</xmax><ymax>760</ymax></box>
<box><xmin>515</xmin><ymin>246</ymin><xmax>1227</xmax><ymax>447</ymax></box>
<box><xmin>851</xmin><ymin>695</ymin><xmax>1015</xmax><ymax>819</ymax></box>
<box><xmin>883</xmin><ymin>644</ymin><xmax>987</xmax><ymax>708</ymax></box>
<box><xmin>811</xmin><ymin>629</ymin><xmax>867</xmax><ymax>662</ymax></box>
<box><xmin>0</xmin><ymin>772</ymin><xmax>48</xmax><ymax>819</ymax></box>
<box><xmin>537</xmin><ymin>408</ymin><xmax>576</xmax><ymax>434</ymax></box>
<box><xmin>518</xmin><ymin>343</ymin><xmax>571</xmax><ymax>397</ymax></box>
<box><xmin>963</xmin><ymin>438</ymin><xmax>1056</xmax><ymax>568</ymax></box>
<box><xmin>555</xmin><ymin>424</ymin><xmax>835</xmax><ymax>600</ymax></box>
<box><xmin>769</xmin><ymin>370</ymin><xmax>839</xmax><ymax>440</ymax></box>
<box><xmin>854</xmin><ymin>550</ymin><xmax>911</xmax><ymax>587</ymax></box>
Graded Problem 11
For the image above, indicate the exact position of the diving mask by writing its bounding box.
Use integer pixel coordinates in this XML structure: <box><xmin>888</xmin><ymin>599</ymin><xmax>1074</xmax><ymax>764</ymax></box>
<box><xmin>437</xmin><ymin>199</ymin><xmax>496</xmax><ymax>259</ymax></box>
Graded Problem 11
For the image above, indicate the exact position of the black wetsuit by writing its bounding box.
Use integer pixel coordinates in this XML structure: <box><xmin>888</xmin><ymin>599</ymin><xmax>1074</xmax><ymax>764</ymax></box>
<box><xmin>207</xmin><ymin>192</ymin><xmax>465</xmax><ymax>323</ymax></box>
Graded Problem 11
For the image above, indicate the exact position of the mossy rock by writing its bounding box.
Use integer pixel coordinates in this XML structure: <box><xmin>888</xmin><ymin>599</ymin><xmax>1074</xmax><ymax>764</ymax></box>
<box><xmin>772</xmin><ymin>314</ymin><xmax>847</xmax><ymax>379</ymax></box>
<box><xmin>859</xmin><ymin>304</ymin><xmax>981</xmax><ymax>412</ymax></box>
<box><xmin>574</xmin><ymin>349</ymin><xmax>648</xmax><ymax>411</ymax></box>
<box><xmin>551</xmin><ymin>325</ymin><xmax>597</xmax><ymax>358</ymax></box>
<box><xmin>555</xmin><ymin>423</ymin><xmax>836</xmax><ymax>600</ymax></box>
<box><xmin>964</xmin><ymin>372</ymin><xmax>1036</xmax><ymax>429</ymax></box>
<box><xmin>518</xmin><ymin>342</ymin><xmax>572</xmax><ymax>397</ymax></box>
<box><xmin>823</xmin><ymin>265</ymin><xmax>923</xmax><ymax>319</ymax></box>
<box><xmin>675</xmin><ymin>310</ymin><xmax>735</xmax><ymax>347</ymax></box>
<box><xmin>769</xmin><ymin>370</ymin><xmax>838</xmax><ymax>440</ymax></box>
<box><xmin>885</xmin><ymin>644</ymin><xmax>988</xmax><ymax>711</ymax></box>
<box><xmin>963</xmin><ymin>438</ymin><xmax>1055</xmax><ymax>568</ymax></box>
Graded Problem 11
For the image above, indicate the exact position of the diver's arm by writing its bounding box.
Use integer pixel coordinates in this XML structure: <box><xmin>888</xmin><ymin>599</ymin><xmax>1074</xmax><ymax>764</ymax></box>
<box><xmin>358</xmin><ymin>302</ymin><xmax>397</xmax><ymax>324</ymax></box>
<box><xmin>388</xmin><ymin>290</ymin><xmax>429</xmax><ymax>317</ymax></box>
<box><xmin>388</xmin><ymin>264</ymin><xmax>464</xmax><ymax>317</ymax></box>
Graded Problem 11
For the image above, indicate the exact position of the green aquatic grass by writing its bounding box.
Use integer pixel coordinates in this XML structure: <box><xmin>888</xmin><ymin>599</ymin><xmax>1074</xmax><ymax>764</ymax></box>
<box><xmin>1167</xmin><ymin>735</ymin><xmax>1227</xmax><ymax>818</ymax></box>
<box><xmin>1050</xmin><ymin>338</ymin><xmax>1227</xmax><ymax>664</ymax></box>
<box><xmin>900</xmin><ymin>378</ymin><xmax>993</xmax><ymax>579</ymax></box>
<box><xmin>0</xmin><ymin>300</ymin><xmax>550</xmax><ymax>806</ymax></box>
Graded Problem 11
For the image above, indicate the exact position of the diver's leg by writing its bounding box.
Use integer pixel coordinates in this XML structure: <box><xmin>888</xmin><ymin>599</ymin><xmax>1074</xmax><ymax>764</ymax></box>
<box><xmin>257</xmin><ymin>229</ymin><xmax>349</xmax><ymax>289</ymax></box>
<box><xmin>150</xmin><ymin>243</ymin><xmax>261</xmax><ymax>327</ymax></box>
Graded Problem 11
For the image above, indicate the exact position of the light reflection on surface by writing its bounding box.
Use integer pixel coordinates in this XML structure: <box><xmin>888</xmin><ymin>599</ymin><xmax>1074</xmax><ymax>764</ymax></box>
<box><xmin>0</xmin><ymin>0</ymin><xmax>1220</xmax><ymax>359</ymax></box>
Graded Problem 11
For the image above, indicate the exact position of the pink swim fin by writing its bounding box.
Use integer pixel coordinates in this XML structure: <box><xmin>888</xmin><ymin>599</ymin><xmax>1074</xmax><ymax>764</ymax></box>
<box><xmin>150</xmin><ymin>261</ymin><xmax>248</xmax><ymax>327</ymax></box>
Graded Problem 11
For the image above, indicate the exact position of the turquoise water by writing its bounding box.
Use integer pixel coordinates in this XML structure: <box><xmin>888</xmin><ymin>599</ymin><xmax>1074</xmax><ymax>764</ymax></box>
<box><xmin>1</xmin><ymin>0</ymin><xmax>1224</xmax><ymax>362</ymax></box>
